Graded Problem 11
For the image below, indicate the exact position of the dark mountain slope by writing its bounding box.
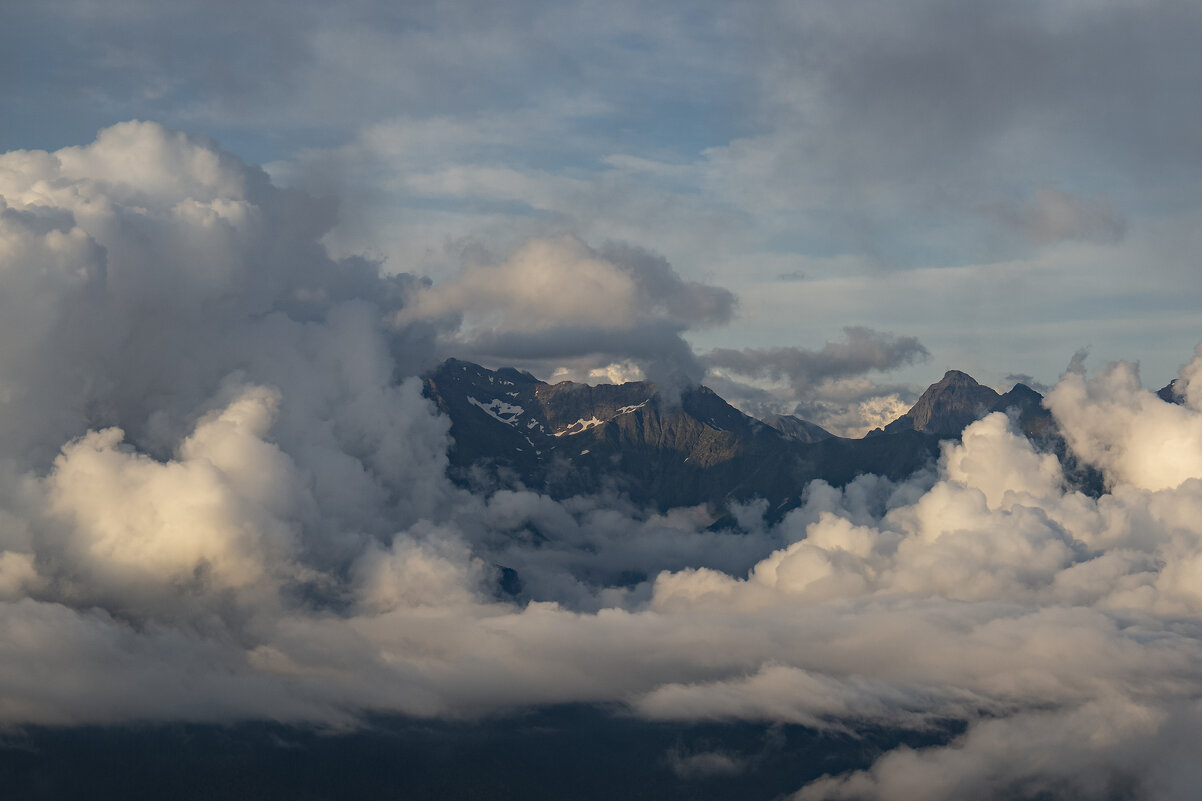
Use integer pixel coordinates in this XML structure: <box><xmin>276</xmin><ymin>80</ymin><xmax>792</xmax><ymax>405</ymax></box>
<box><xmin>422</xmin><ymin>359</ymin><xmax>940</xmax><ymax>515</ymax></box>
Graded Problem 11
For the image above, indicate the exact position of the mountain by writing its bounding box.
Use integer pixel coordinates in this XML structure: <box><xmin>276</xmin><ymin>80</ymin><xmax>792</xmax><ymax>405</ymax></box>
<box><xmin>420</xmin><ymin>359</ymin><xmax>1096</xmax><ymax>517</ymax></box>
<box><xmin>869</xmin><ymin>371</ymin><xmax>1057</xmax><ymax>440</ymax></box>
<box><xmin>991</xmin><ymin>382</ymin><xmax>1055</xmax><ymax>436</ymax></box>
<box><xmin>1158</xmin><ymin>379</ymin><xmax>1185</xmax><ymax>404</ymax></box>
<box><xmin>761</xmin><ymin>414</ymin><xmax>834</xmax><ymax>443</ymax></box>
<box><xmin>880</xmin><ymin>370</ymin><xmax>1002</xmax><ymax>436</ymax></box>
<box><xmin>422</xmin><ymin>359</ymin><xmax>940</xmax><ymax>516</ymax></box>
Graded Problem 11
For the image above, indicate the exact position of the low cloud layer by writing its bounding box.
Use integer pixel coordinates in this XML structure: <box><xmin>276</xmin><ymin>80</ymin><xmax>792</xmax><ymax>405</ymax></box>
<box><xmin>8</xmin><ymin>124</ymin><xmax>1202</xmax><ymax>800</ymax></box>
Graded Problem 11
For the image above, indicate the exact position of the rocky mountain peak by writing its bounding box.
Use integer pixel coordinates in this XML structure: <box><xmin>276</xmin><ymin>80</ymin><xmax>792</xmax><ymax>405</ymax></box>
<box><xmin>995</xmin><ymin>382</ymin><xmax>1042</xmax><ymax>409</ymax></box>
<box><xmin>884</xmin><ymin>369</ymin><xmax>1002</xmax><ymax>436</ymax></box>
<box><xmin>1158</xmin><ymin>378</ymin><xmax>1185</xmax><ymax>405</ymax></box>
<box><xmin>939</xmin><ymin>369</ymin><xmax>979</xmax><ymax>385</ymax></box>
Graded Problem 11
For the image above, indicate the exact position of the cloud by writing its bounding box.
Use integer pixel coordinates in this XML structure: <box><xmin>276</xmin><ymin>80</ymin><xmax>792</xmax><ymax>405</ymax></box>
<box><xmin>667</xmin><ymin>747</ymin><xmax>747</xmax><ymax>779</ymax></box>
<box><xmin>709</xmin><ymin>0</ymin><xmax>1202</xmax><ymax>205</ymax></box>
<box><xmin>14</xmin><ymin>123</ymin><xmax>1202</xmax><ymax>800</ymax></box>
<box><xmin>984</xmin><ymin>187</ymin><xmax>1126</xmax><ymax>245</ymax></box>
<box><xmin>40</xmin><ymin>385</ymin><xmax>301</xmax><ymax>626</ymax></box>
<box><xmin>705</xmin><ymin>326</ymin><xmax>928</xmax><ymax>387</ymax></box>
<box><xmin>704</xmin><ymin>372</ymin><xmax>919</xmax><ymax>438</ymax></box>
<box><xmin>702</xmin><ymin>327</ymin><xmax>929</xmax><ymax>434</ymax></box>
<box><xmin>12</xmin><ymin>0</ymin><xmax>1202</xmax><ymax>407</ymax></box>
<box><xmin>0</xmin><ymin>118</ymin><xmax>458</xmax><ymax>607</ymax></box>
<box><xmin>398</xmin><ymin>235</ymin><xmax>735</xmax><ymax>384</ymax></box>
<box><xmin>49</xmin><ymin>0</ymin><xmax>1191</xmax><ymax>410</ymax></box>
<box><xmin>1045</xmin><ymin>348</ymin><xmax>1202</xmax><ymax>492</ymax></box>
<box><xmin>637</xmin><ymin>664</ymin><xmax>962</xmax><ymax>732</ymax></box>
<box><xmin>1004</xmin><ymin>373</ymin><xmax>1048</xmax><ymax>394</ymax></box>
<box><xmin>791</xmin><ymin>697</ymin><xmax>1170</xmax><ymax>801</ymax></box>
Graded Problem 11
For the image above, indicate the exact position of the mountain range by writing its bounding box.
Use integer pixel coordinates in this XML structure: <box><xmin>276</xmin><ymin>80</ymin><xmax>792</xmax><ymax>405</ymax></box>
<box><xmin>422</xmin><ymin>359</ymin><xmax>1079</xmax><ymax>520</ymax></box>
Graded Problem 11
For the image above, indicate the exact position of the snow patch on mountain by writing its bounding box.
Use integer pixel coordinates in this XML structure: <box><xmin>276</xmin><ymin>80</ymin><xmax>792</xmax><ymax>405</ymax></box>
<box><xmin>555</xmin><ymin>416</ymin><xmax>605</xmax><ymax>436</ymax></box>
<box><xmin>554</xmin><ymin>398</ymin><xmax>649</xmax><ymax>436</ymax></box>
<box><xmin>467</xmin><ymin>397</ymin><xmax>525</xmax><ymax>425</ymax></box>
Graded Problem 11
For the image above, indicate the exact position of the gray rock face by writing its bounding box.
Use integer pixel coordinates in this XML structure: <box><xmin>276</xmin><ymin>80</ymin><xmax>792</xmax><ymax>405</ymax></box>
<box><xmin>883</xmin><ymin>370</ymin><xmax>1002</xmax><ymax>436</ymax></box>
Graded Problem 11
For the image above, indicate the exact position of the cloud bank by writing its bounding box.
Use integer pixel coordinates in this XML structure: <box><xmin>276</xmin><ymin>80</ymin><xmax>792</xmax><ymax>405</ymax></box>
<box><xmin>7</xmin><ymin>124</ymin><xmax>1202</xmax><ymax>800</ymax></box>
<box><xmin>704</xmin><ymin>327</ymin><xmax>930</xmax><ymax>435</ymax></box>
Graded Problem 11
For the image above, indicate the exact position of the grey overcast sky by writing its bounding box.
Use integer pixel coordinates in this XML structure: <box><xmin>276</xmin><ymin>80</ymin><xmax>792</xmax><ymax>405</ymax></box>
<box><xmin>5</xmin><ymin>0</ymin><xmax>1202</xmax><ymax>425</ymax></box>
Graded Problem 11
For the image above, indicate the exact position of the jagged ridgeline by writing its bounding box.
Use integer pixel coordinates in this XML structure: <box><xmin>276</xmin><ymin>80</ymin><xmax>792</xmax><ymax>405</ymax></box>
<box><xmin>422</xmin><ymin>360</ymin><xmax>1063</xmax><ymax>518</ymax></box>
<box><xmin>870</xmin><ymin>370</ymin><xmax>1053</xmax><ymax>437</ymax></box>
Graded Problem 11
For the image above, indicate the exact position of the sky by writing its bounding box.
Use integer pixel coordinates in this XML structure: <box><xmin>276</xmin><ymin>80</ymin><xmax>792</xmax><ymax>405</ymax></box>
<box><xmin>6</xmin><ymin>0</ymin><xmax>1202</xmax><ymax>434</ymax></box>
<box><xmin>7</xmin><ymin>2</ymin><xmax>1202</xmax><ymax>800</ymax></box>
